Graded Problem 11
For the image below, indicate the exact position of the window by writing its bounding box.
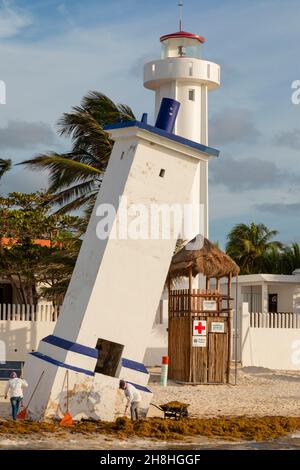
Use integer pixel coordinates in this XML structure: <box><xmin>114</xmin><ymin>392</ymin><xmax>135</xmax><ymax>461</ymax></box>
<box><xmin>120</xmin><ymin>151</ymin><xmax>125</xmax><ymax>160</ymax></box>
<box><xmin>159</xmin><ymin>169</ymin><xmax>165</xmax><ymax>178</ymax></box>
<box><xmin>94</xmin><ymin>338</ymin><xmax>124</xmax><ymax>377</ymax></box>
<box><xmin>188</xmin><ymin>89</ymin><xmax>195</xmax><ymax>101</ymax></box>
<box><xmin>189</xmin><ymin>62</ymin><xmax>193</xmax><ymax>77</ymax></box>
<box><xmin>268</xmin><ymin>294</ymin><xmax>278</xmax><ymax>313</ymax></box>
<box><xmin>151</xmin><ymin>63</ymin><xmax>155</xmax><ymax>73</ymax></box>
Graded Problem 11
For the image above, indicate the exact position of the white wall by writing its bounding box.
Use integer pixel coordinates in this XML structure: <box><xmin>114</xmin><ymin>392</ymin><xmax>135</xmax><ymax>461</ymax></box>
<box><xmin>0</xmin><ymin>320</ymin><xmax>55</xmax><ymax>362</ymax></box>
<box><xmin>241</xmin><ymin>303</ymin><xmax>300</xmax><ymax>370</ymax></box>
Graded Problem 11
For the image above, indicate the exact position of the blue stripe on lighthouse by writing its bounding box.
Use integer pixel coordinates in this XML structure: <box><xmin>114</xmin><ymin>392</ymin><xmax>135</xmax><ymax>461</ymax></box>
<box><xmin>121</xmin><ymin>358</ymin><xmax>148</xmax><ymax>374</ymax></box>
<box><xmin>30</xmin><ymin>352</ymin><xmax>151</xmax><ymax>393</ymax></box>
<box><xmin>42</xmin><ymin>335</ymin><xmax>98</xmax><ymax>358</ymax></box>
<box><xmin>30</xmin><ymin>351</ymin><xmax>95</xmax><ymax>376</ymax></box>
<box><xmin>41</xmin><ymin>335</ymin><xmax>149</xmax><ymax>375</ymax></box>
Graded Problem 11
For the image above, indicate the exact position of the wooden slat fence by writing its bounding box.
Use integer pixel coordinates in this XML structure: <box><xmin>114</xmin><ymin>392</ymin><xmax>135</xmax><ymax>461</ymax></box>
<box><xmin>250</xmin><ymin>312</ymin><xmax>300</xmax><ymax>329</ymax></box>
<box><xmin>0</xmin><ymin>304</ymin><xmax>60</xmax><ymax>322</ymax></box>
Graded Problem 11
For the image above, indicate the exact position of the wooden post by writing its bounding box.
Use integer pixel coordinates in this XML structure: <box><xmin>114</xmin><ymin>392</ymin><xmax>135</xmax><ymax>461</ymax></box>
<box><xmin>188</xmin><ymin>267</ymin><xmax>193</xmax><ymax>382</ymax></box>
<box><xmin>226</xmin><ymin>273</ymin><xmax>232</xmax><ymax>383</ymax></box>
<box><xmin>167</xmin><ymin>274</ymin><xmax>171</xmax><ymax>378</ymax></box>
<box><xmin>188</xmin><ymin>268</ymin><xmax>192</xmax><ymax>314</ymax></box>
<box><xmin>234</xmin><ymin>275</ymin><xmax>239</xmax><ymax>385</ymax></box>
<box><xmin>206</xmin><ymin>277</ymin><xmax>210</xmax><ymax>290</ymax></box>
<box><xmin>216</xmin><ymin>277</ymin><xmax>221</xmax><ymax>314</ymax></box>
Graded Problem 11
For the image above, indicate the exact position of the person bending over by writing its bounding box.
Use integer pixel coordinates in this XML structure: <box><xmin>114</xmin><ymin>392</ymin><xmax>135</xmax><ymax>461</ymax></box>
<box><xmin>119</xmin><ymin>379</ymin><xmax>141</xmax><ymax>420</ymax></box>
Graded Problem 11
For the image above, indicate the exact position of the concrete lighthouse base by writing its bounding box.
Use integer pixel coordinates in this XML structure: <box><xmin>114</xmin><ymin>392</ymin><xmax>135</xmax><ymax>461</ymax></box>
<box><xmin>24</xmin><ymin>351</ymin><xmax>152</xmax><ymax>421</ymax></box>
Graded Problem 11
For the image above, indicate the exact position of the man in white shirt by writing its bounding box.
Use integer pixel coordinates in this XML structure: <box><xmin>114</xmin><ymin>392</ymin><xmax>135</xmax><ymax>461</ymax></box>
<box><xmin>119</xmin><ymin>379</ymin><xmax>142</xmax><ymax>420</ymax></box>
<box><xmin>4</xmin><ymin>372</ymin><xmax>28</xmax><ymax>421</ymax></box>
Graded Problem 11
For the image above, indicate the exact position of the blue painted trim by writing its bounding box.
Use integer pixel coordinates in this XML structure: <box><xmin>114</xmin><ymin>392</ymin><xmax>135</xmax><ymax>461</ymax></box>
<box><xmin>30</xmin><ymin>352</ymin><xmax>94</xmax><ymax>377</ymax></box>
<box><xmin>122</xmin><ymin>358</ymin><xmax>148</xmax><ymax>375</ymax></box>
<box><xmin>30</xmin><ymin>353</ymin><xmax>151</xmax><ymax>393</ymax></box>
<box><xmin>127</xmin><ymin>381</ymin><xmax>152</xmax><ymax>394</ymax></box>
<box><xmin>42</xmin><ymin>335</ymin><xmax>98</xmax><ymax>358</ymax></box>
<box><xmin>30</xmin><ymin>353</ymin><xmax>151</xmax><ymax>392</ymax></box>
<box><xmin>42</xmin><ymin>335</ymin><xmax>149</xmax><ymax>375</ymax></box>
<box><xmin>104</xmin><ymin>120</ymin><xmax>220</xmax><ymax>157</ymax></box>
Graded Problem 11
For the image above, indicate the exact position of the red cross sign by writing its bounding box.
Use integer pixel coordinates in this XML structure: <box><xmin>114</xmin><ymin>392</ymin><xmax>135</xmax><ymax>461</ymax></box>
<box><xmin>193</xmin><ymin>320</ymin><xmax>206</xmax><ymax>336</ymax></box>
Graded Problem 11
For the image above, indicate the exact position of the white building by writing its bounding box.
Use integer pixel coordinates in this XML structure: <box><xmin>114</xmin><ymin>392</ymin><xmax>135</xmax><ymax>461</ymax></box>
<box><xmin>233</xmin><ymin>271</ymin><xmax>300</xmax><ymax>316</ymax></box>
<box><xmin>219</xmin><ymin>271</ymin><xmax>300</xmax><ymax>371</ymax></box>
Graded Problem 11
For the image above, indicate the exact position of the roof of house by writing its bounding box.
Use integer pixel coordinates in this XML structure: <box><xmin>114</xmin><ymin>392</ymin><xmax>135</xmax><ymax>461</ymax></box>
<box><xmin>0</xmin><ymin>238</ymin><xmax>51</xmax><ymax>247</ymax></box>
<box><xmin>228</xmin><ymin>274</ymin><xmax>300</xmax><ymax>284</ymax></box>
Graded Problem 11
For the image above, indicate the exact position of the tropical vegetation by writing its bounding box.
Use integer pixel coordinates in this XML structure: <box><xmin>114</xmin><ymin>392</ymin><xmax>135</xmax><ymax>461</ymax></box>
<box><xmin>0</xmin><ymin>192</ymin><xmax>83</xmax><ymax>305</ymax></box>
<box><xmin>0</xmin><ymin>158</ymin><xmax>11</xmax><ymax>180</ymax></box>
<box><xmin>226</xmin><ymin>222</ymin><xmax>299</xmax><ymax>275</ymax></box>
<box><xmin>21</xmin><ymin>91</ymin><xmax>135</xmax><ymax>214</ymax></box>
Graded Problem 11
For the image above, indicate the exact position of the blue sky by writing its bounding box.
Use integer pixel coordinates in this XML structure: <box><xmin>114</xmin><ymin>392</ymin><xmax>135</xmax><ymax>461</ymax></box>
<box><xmin>0</xmin><ymin>0</ymin><xmax>299</xmax><ymax>247</ymax></box>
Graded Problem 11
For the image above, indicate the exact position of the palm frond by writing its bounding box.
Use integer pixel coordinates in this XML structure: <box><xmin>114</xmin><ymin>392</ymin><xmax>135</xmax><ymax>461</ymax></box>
<box><xmin>0</xmin><ymin>158</ymin><xmax>12</xmax><ymax>179</ymax></box>
<box><xmin>19</xmin><ymin>91</ymin><xmax>136</xmax><ymax>213</ymax></box>
<box><xmin>48</xmin><ymin>180</ymin><xmax>100</xmax><ymax>207</ymax></box>
<box><xmin>53</xmin><ymin>192</ymin><xmax>98</xmax><ymax>214</ymax></box>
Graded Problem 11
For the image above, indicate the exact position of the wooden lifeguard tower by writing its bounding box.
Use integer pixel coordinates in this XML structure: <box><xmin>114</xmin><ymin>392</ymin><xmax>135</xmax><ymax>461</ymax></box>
<box><xmin>168</xmin><ymin>237</ymin><xmax>240</xmax><ymax>384</ymax></box>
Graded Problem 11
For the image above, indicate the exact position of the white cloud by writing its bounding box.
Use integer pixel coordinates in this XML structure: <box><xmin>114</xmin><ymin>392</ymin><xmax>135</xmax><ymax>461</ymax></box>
<box><xmin>0</xmin><ymin>1</ymin><xmax>32</xmax><ymax>39</ymax></box>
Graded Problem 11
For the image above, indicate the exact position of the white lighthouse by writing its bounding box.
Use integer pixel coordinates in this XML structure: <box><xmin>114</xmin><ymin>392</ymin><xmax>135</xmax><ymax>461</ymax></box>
<box><xmin>22</xmin><ymin>11</ymin><xmax>220</xmax><ymax>420</ymax></box>
<box><xmin>144</xmin><ymin>28</ymin><xmax>220</xmax><ymax>239</ymax></box>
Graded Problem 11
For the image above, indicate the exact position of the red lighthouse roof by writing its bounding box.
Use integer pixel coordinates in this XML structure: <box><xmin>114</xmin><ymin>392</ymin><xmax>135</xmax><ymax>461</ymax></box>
<box><xmin>160</xmin><ymin>31</ymin><xmax>205</xmax><ymax>44</ymax></box>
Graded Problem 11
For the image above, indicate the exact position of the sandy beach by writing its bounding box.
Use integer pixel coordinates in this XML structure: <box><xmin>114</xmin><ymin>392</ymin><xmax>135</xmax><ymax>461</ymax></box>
<box><xmin>147</xmin><ymin>366</ymin><xmax>300</xmax><ymax>418</ymax></box>
<box><xmin>1</xmin><ymin>366</ymin><xmax>300</xmax><ymax>420</ymax></box>
<box><xmin>0</xmin><ymin>366</ymin><xmax>300</xmax><ymax>449</ymax></box>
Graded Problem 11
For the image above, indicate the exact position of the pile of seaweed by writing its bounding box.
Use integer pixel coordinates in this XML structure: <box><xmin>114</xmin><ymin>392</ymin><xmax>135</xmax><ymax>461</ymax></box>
<box><xmin>1</xmin><ymin>416</ymin><xmax>300</xmax><ymax>442</ymax></box>
<box><xmin>159</xmin><ymin>401</ymin><xmax>189</xmax><ymax>410</ymax></box>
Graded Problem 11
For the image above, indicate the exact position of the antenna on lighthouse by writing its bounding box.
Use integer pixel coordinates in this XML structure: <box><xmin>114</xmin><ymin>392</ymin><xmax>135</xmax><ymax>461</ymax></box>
<box><xmin>178</xmin><ymin>1</ymin><xmax>183</xmax><ymax>31</ymax></box>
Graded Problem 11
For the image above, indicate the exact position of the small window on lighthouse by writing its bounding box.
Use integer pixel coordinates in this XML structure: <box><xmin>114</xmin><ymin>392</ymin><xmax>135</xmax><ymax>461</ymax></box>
<box><xmin>152</xmin><ymin>63</ymin><xmax>155</xmax><ymax>73</ymax></box>
<box><xmin>189</xmin><ymin>62</ymin><xmax>193</xmax><ymax>76</ymax></box>
<box><xmin>188</xmin><ymin>89</ymin><xmax>195</xmax><ymax>101</ymax></box>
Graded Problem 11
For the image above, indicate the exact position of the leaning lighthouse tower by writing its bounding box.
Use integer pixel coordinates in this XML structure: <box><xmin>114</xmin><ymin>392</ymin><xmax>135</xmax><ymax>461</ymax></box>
<box><xmin>144</xmin><ymin>13</ymin><xmax>220</xmax><ymax>240</ymax></box>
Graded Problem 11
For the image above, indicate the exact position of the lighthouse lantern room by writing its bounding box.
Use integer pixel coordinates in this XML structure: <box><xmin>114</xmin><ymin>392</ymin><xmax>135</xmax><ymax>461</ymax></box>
<box><xmin>144</xmin><ymin>31</ymin><xmax>220</xmax><ymax>145</ymax></box>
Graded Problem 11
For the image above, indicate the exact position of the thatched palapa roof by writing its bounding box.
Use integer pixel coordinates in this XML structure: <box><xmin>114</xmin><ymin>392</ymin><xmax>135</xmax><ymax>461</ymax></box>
<box><xmin>169</xmin><ymin>236</ymin><xmax>240</xmax><ymax>279</ymax></box>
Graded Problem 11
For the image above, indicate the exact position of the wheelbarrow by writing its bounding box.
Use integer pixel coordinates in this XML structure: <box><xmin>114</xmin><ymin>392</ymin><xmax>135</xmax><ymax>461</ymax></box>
<box><xmin>151</xmin><ymin>401</ymin><xmax>189</xmax><ymax>420</ymax></box>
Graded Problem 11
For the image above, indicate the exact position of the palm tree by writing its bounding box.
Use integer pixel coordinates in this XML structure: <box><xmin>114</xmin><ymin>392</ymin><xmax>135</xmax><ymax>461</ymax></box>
<box><xmin>226</xmin><ymin>222</ymin><xmax>283</xmax><ymax>274</ymax></box>
<box><xmin>21</xmin><ymin>91</ymin><xmax>135</xmax><ymax>214</ymax></box>
<box><xmin>261</xmin><ymin>245</ymin><xmax>283</xmax><ymax>274</ymax></box>
<box><xmin>0</xmin><ymin>158</ymin><xmax>11</xmax><ymax>180</ymax></box>
<box><xmin>282</xmin><ymin>243</ymin><xmax>300</xmax><ymax>274</ymax></box>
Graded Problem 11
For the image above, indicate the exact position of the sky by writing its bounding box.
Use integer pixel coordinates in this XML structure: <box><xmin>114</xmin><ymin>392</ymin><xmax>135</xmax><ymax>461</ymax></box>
<box><xmin>0</xmin><ymin>0</ymin><xmax>299</xmax><ymax>247</ymax></box>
